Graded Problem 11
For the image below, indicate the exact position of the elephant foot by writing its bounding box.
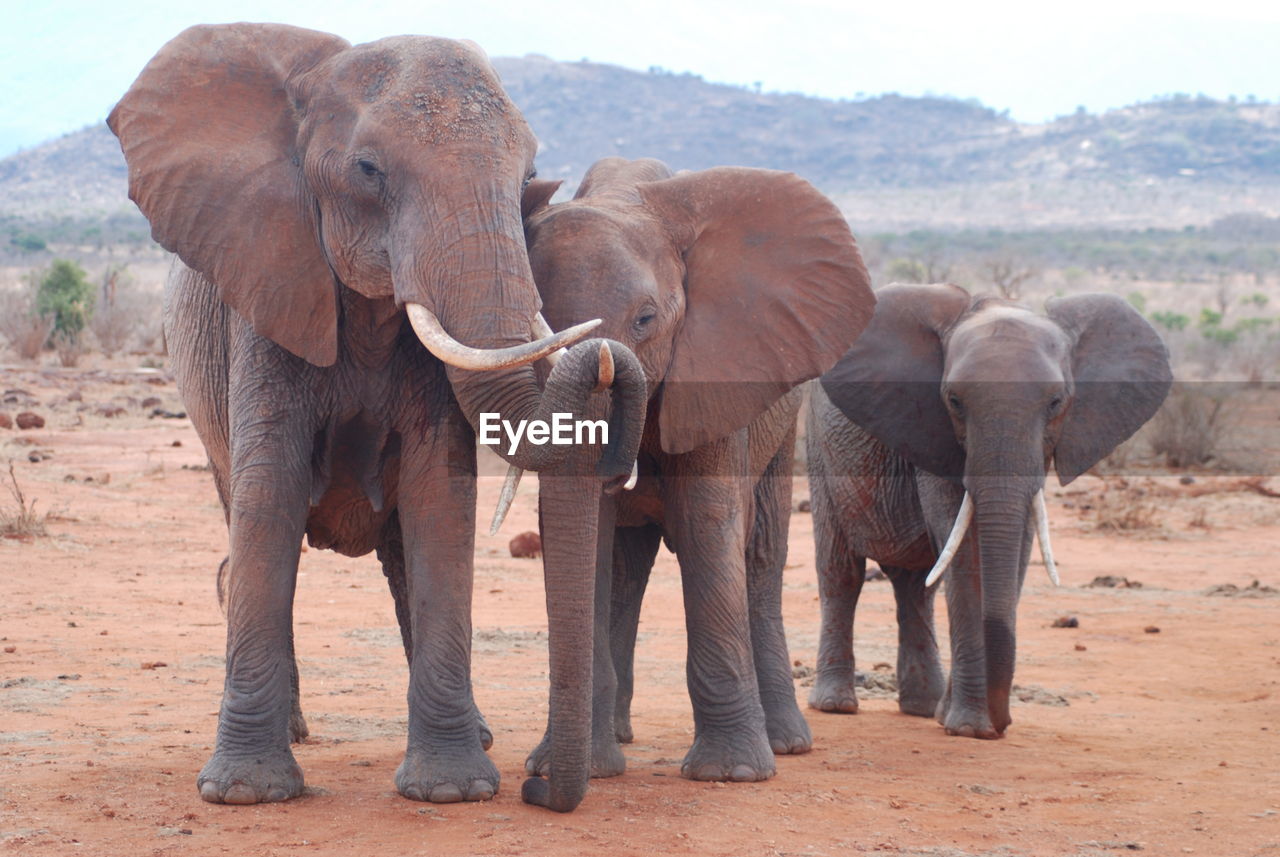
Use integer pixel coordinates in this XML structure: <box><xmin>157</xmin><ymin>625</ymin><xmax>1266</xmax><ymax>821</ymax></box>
<box><xmin>763</xmin><ymin>699</ymin><xmax>813</xmax><ymax>755</ymax></box>
<box><xmin>476</xmin><ymin>709</ymin><xmax>493</xmax><ymax>751</ymax></box>
<box><xmin>807</xmin><ymin>671</ymin><xmax>859</xmax><ymax>714</ymax></box>
<box><xmin>899</xmin><ymin>693</ymin><xmax>943</xmax><ymax>717</ymax></box>
<box><xmin>613</xmin><ymin>710</ymin><xmax>634</xmax><ymax>744</ymax></box>
<box><xmin>936</xmin><ymin>698</ymin><xmax>1004</xmax><ymax>740</ymax></box>
<box><xmin>680</xmin><ymin>726</ymin><xmax>775</xmax><ymax>782</ymax></box>
<box><xmin>524</xmin><ymin>730</ymin><xmax>626</xmax><ymax>779</ymax></box>
<box><xmin>396</xmin><ymin>742</ymin><xmax>500</xmax><ymax>803</ymax></box>
<box><xmin>198</xmin><ymin>749</ymin><xmax>303</xmax><ymax>804</ymax></box>
<box><xmin>289</xmin><ymin>707</ymin><xmax>309</xmax><ymax>743</ymax></box>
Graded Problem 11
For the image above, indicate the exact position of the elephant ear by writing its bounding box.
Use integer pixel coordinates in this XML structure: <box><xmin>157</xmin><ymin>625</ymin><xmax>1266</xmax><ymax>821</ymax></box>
<box><xmin>640</xmin><ymin>167</ymin><xmax>874</xmax><ymax>455</ymax></box>
<box><xmin>107</xmin><ymin>23</ymin><xmax>349</xmax><ymax>367</ymax></box>
<box><xmin>820</xmin><ymin>282</ymin><xmax>971</xmax><ymax>480</ymax></box>
<box><xmin>1047</xmin><ymin>293</ymin><xmax>1173</xmax><ymax>484</ymax></box>
<box><xmin>521</xmin><ymin>179</ymin><xmax>563</xmax><ymax>221</ymax></box>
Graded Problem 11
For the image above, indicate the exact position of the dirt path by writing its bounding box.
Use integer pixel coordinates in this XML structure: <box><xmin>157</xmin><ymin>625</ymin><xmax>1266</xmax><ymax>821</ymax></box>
<box><xmin>2</xmin><ymin>367</ymin><xmax>1278</xmax><ymax>856</ymax></box>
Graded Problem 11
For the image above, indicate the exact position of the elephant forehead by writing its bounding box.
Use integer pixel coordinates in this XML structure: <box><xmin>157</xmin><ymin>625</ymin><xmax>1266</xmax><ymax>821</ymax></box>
<box><xmin>946</xmin><ymin>309</ymin><xmax>1069</xmax><ymax>384</ymax></box>
<box><xmin>315</xmin><ymin>37</ymin><xmax>530</xmax><ymax>149</ymax></box>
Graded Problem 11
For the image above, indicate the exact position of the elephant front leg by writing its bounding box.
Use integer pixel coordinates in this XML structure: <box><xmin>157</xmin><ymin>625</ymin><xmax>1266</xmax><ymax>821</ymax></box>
<box><xmin>882</xmin><ymin>566</ymin><xmax>945</xmax><ymax>716</ymax></box>
<box><xmin>666</xmin><ymin>441</ymin><xmax>775</xmax><ymax>783</ymax></box>
<box><xmin>807</xmin><ymin>481</ymin><xmax>866</xmax><ymax>715</ymax></box>
<box><xmin>747</xmin><ymin>442</ymin><xmax>811</xmax><ymax>754</ymax></box>
<box><xmin>394</xmin><ymin>424</ymin><xmax>498</xmax><ymax>803</ymax></box>
<box><xmin>198</xmin><ymin>393</ymin><xmax>313</xmax><ymax>804</ymax></box>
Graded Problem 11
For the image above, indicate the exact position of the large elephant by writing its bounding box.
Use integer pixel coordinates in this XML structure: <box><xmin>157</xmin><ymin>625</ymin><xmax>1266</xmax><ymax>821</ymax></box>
<box><xmin>505</xmin><ymin>157</ymin><xmax>874</xmax><ymax>803</ymax></box>
<box><xmin>108</xmin><ymin>24</ymin><xmax>645</xmax><ymax>807</ymax></box>
<box><xmin>808</xmin><ymin>283</ymin><xmax>1171</xmax><ymax>737</ymax></box>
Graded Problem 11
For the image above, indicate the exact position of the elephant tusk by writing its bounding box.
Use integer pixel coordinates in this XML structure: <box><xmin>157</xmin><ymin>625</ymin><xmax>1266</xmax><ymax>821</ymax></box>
<box><xmin>594</xmin><ymin>341</ymin><xmax>615</xmax><ymax>392</ymax></box>
<box><xmin>532</xmin><ymin>313</ymin><xmax>567</xmax><ymax>367</ymax></box>
<box><xmin>489</xmin><ymin>464</ymin><xmax>523</xmax><ymax>536</ymax></box>
<box><xmin>406</xmin><ymin>304</ymin><xmax>600</xmax><ymax>371</ymax></box>
<box><xmin>925</xmin><ymin>492</ymin><xmax>974</xmax><ymax>588</ymax></box>
<box><xmin>1032</xmin><ymin>488</ymin><xmax>1060</xmax><ymax>586</ymax></box>
<box><xmin>624</xmin><ymin>461</ymin><xmax>638</xmax><ymax>491</ymax></box>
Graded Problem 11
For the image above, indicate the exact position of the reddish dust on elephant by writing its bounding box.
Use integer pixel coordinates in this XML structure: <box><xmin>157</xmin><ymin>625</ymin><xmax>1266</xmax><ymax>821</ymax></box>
<box><xmin>2</xmin><ymin>366</ymin><xmax>1278</xmax><ymax>855</ymax></box>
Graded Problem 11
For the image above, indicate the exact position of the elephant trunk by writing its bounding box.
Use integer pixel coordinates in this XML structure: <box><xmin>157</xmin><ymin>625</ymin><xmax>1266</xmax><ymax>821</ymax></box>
<box><xmin>391</xmin><ymin>203</ymin><xmax>646</xmax><ymax>478</ymax></box>
<box><xmin>522</xmin><ymin>465</ymin><xmax>602</xmax><ymax>812</ymax></box>
<box><xmin>965</xmin><ymin>421</ymin><xmax>1043</xmax><ymax>736</ymax></box>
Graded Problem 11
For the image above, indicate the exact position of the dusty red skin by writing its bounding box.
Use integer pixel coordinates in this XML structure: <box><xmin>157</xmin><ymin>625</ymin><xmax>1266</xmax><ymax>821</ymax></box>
<box><xmin>1</xmin><ymin>365</ymin><xmax>1278</xmax><ymax>855</ymax></box>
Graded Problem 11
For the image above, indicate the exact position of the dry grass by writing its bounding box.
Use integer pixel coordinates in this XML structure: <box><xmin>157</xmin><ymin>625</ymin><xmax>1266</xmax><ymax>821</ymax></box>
<box><xmin>0</xmin><ymin>288</ymin><xmax>55</xmax><ymax>361</ymax></box>
<box><xmin>1091</xmin><ymin>478</ymin><xmax>1162</xmax><ymax>532</ymax></box>
<box><xmin>1</xmin><ymin>462</ymin><xmax>48</xmax><ymax>540</ymax></box>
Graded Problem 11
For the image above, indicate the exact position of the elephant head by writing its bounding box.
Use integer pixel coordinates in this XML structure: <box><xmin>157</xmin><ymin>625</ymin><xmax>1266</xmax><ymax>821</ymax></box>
<box><xmin>514</xmin><ymin>157</ymin><xmax>874</xmax><ymax>810</ymax></box>
<box><xmin>821</xmin><ymin>283</ymin><xmax>1172</xmax><ymax>734</ymax></box>
<box><xmin>107</xmin><ymin>23</ymin><xmax>643</xmax><ymax>477</ymax></box>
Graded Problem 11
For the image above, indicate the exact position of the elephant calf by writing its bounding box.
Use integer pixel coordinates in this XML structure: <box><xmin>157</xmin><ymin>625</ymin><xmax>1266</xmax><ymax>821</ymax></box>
<box><xmin>808</xmin><ymin>283</ymin><xmax>1171</xmax><ymax>737</ymax></box>
<box><xmin>506</xmin><ymin>157</ymin><xmax>875</xmax><ymax>789</ymax></box>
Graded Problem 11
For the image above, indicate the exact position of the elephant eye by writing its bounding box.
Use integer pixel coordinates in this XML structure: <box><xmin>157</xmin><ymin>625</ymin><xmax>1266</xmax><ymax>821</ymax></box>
<box><xmin>357</xmin><ymin>159</ymin><xmax>382</xmax><ymax>178</ymax></box>
<box><xmin>633</xmin><ymin>310</ymin><xmax>656</xmax><ymax>331</ymax></box>
<box><xmin>1048</xmin><ymin>395</ymin><xmax>1065</xmax><ymax>414</ymax></box>
<box><xmin>946</xmin><ymin>393</ymin><xmax>963</xmax><ymax>414</ymax></box>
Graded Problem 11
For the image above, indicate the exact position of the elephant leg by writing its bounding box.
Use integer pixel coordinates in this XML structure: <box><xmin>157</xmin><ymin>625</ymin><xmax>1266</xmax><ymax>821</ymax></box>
<box><xmin>609</xmin><ymin>523</ymin><xmax>662</xmax><ymax>744</ymax></box>
<box><xmin>882</xmin><ymin>566</ymin><xmax>945</xmax><ymax>716</ymax></box>
<box><xmin>747</xmin><ymin>438</ymin><xmax>811</xmax><ymax>755</ymax></box>
<box><xmin>808</xmin><ymin>479</ymin><xmax>866</xmax><ymax>714</ymax></box>
<box><xmin>665</xmin><ymin>435</ymin><xmax>774</xmax><ymax>783</ymax></box>
<box><xmin>378</xmin><ymin>514</ymin><xmax>492</xmax><ymax>751</ymax></box>
<box><xmin>393</xmin><ymin>412</ymin><xmax>498</xmax><ymax>803</ymax></box>
<box><xmin>197</xmin><ymin>342</ymin><xmax>315</xmax><ymax>805</ymax></box>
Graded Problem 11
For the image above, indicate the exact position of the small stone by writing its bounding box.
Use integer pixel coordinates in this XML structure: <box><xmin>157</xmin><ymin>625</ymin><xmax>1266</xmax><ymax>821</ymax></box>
<box><xmin>15</xmin><ymin>412</ymin><xmax>44</xmax><ymax>430</ymax></box>
<box><xmin>0</xmin><ymin>412</ymin><xmax>12</xmax><ymax>429</ymax></box>
<box><xmin>509</xmin><ymin>531</ymin><xmax>542</xmax><ymax>559</ymax></box>
<box><xmin>95</xmin><ymin>405</ymin><xmax>127</xmax><ymax>418</ymax></box>
<box><xmin>1074</xmin><ymin>643</ymin><xmax>1087</xmax><ymax>651</ymax></box>
<box><xmin>1144</xmin><ymin>626</ymin><xmax>1160</xmax><ymax>634</ymax></box>
<box><xmin>1180</xmin><ymin>475</ymin><xmax>1195</xmax><ymax>485</ymax></box>
<box><xmin>1052</xmin><ymin>616</ymin><xmax>1079</xmax><ymax>628</ymax></box>
<box><xmin>3</xmin><ymin>646</ymin><xmax>15</xmax><ymax>653</ymax></box>
<box><xmin>141</xmin><ymin>397</ymin><xmax>162</xmax><ymax>409</ymax></box>
<box><xmin>796</xmin><ymin>499</ymin><xmax>811</xmax><ymax>513</ymax></box>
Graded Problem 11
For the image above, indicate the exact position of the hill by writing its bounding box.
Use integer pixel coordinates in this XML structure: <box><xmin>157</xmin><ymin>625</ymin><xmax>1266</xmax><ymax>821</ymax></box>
<box><xmin>2</xmin><ymin>54</ymin><xmax>1278</xmax><ymax>240</ymax></box>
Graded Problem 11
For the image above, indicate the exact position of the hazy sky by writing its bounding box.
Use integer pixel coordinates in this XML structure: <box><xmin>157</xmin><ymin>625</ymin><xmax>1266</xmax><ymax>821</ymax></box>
<box><xmin>2</xmin><ymin>0</ymin><xmax>1278</xmax><ymax>157</ymax></box>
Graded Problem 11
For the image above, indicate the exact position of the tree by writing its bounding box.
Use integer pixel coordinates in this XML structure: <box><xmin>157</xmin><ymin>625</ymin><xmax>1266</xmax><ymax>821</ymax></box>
<box><xmin>35</xmin><ymin>259</ymin><xmax>94</xmax><ymax>339</ymax></box>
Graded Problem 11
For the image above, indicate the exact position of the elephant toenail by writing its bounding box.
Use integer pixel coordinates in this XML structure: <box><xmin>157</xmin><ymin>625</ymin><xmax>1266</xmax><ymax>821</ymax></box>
<box><xmin>429</xmin><ymin>784</ymin><xmax>463</xmax><ymax>803</ymax></box>
<box><xmin>223</xmin><ymin>784</ymin><xmax>257</xmax><ymax>804</ymax></box>
<box><xmin>467</xmin><ymin>780</ymin><xmax>495</xmax><ymax>801</ymax></box>
<box><xmin>266</xmin><ymin>788</ymin><xmax>289</xmax><ymax>802</ymax></box>
<box><xmin>199</xmin><ymin>781</ymin><xmax>222</xmax><ymax>803</ymax></box>
<box><xmin>729</xmin><ymin>765</ymin><xmax>756</xmax><ymax>782</ymax></box>
<box><xmin>402</xmin><ymin>785</ymin><xmax>424</xmax><ymax>801</ymax></box>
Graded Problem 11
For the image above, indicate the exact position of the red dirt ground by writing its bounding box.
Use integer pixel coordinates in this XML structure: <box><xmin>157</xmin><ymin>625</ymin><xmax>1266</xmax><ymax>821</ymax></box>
<box><xmin>2</xmin><ymin>365</ymin><xmax>1278</xmax><ymax>856</ymax></box>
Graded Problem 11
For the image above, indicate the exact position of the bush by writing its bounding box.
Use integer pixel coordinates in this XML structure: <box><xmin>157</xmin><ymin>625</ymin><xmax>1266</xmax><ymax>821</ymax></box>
<box><xmin>1147</xmin><ymin>386</ymin><xmax>1235</xmax><ymax>468</ymax></box>
<box><xmin>0</xmin><ymin>280</ymin><xmax>55</xmax><ymax>360</ymax></box>
<box><xmin>90</xmin><ymin>264</ymin><xmax>155</xmax><ymax>357</ymax></box>
<box><xmin>36</xmin><ymin>259</ymin><xmax>94</xmax><ymax>339</ymax></box>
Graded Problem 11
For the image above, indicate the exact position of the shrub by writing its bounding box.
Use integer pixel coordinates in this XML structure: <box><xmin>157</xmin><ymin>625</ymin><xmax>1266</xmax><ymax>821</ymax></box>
<box><xmin>36</xmin><ymin>259</ymin><xmax>94</xmax><ymax>339</ymax></box>
<box><xmin>90</xmin><ymin>264</ymin><xmax>154</xmax><ymax>357</ymax></box>
<box><xmin>0</xmin><ymin>280</ymin><xmax>55</xmax><ymax>360</ymax></box>
<box><xmin>1146</xmin><ymin>386</ymin><xmax>1235</xmax><ymax>468</ymax></box>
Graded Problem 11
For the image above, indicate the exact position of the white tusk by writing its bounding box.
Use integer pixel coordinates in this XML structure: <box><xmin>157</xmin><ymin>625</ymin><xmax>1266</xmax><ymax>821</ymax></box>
<box><xmin>532</xmin><ymin>313</ymin><xmax>568</xmax><ymax>366</ymax></box>
<box><xmin>489</xmin><ymin>465</ymin><xmax>523</xmax><ymax>536</ymax></box>
<box><xmin>1032</xmin><ymin>488</ymin><xmax>1059</xmax><ymax>586</ymax></box>
<box><xmin>407</xmin><ymin>304</ymin><xmax>599</xmax><ymax>371</ymax></box>
<box><xmin>925</xmin><ymin>492</ymin><xmax>974</xmax><ymax>588</ymax></box>
<box><xmin>624</xmin><ymin>461</ymin><xmax>638</xmax><ymax>491</ymax></box>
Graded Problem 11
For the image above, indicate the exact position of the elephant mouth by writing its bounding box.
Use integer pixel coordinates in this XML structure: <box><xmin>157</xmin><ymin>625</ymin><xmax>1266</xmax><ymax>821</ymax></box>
<box><xmin>924</xmin><ymin>488</ymin><xmax>1059</xmax><ymax>587</ymax></box>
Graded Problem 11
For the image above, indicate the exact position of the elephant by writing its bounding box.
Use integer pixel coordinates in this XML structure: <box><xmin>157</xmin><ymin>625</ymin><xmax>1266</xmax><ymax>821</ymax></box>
<box><xmin>807</xmin><ymin>283</ymin><xmax>1171</xmax><ymax>737</ymax></box>
<box><xmin>503</xmin><ymin>157</ymin><xmax>874</xmax><ymax>796</ymax></box>
<box><xmin>107</xmin><ymin>24</ymin><xmax>647</xmax><ymax>810</ymax></box>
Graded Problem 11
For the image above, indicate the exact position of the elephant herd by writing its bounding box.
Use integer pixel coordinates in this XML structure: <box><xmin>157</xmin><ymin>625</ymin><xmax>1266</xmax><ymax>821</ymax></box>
<box><xmin>107</xmin><ymin>24</ymin><xmax>1173</xmax><ymax>813</ymax></box>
